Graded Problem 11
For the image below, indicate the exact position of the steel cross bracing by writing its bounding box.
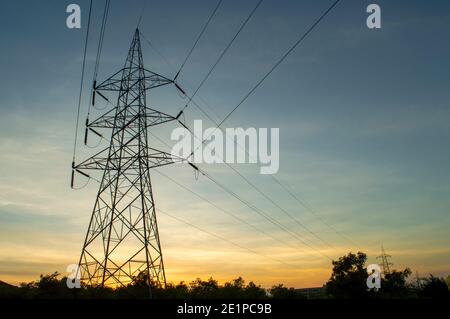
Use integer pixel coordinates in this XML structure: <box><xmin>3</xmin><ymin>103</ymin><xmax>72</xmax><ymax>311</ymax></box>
<box><xmin>377</xmin><ymin>245</ymin><xmax>393</xmax><ymax>278</ymax></box>
<box><xmin>72</xmin><ymin>29</ymin><xmax>192</xmax><ymax>293</ymax></box>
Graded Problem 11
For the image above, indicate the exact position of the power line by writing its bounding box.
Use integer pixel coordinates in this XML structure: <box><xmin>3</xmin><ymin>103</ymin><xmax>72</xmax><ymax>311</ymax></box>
<box><xmin>69</xmin><ymin>0</ymin><xmax>350</xmax><ymax>291</ymax></box>
<box><xmin>87</xmin><ymin>0</ymin><xmax>111</xmax><ymax>119</ymax></box>
<box><xmin>140</xmin><ymin>32</ymin><xmax>177</xmax><ymax>73</ymax></box>
<box><xmin>157</xmin><ymin>207</ymin><xmax>304</xmax><ymax>269</ymax></box>
<box><xmin>83</xmin><ymin>0</ymin><xmax>111</xmax><ymax>151</ymax></box>
<box><xmin>72</xmin><ymin>0</ymin><xmax>93</xmax><ymax>164</ymax></box>
<box><xmin>93</xmin><ymin>0</ymin><xmax>110</xmax><ymax>81</ymax></box>
<box><xmin>217</xmin><ymin>0</ymin><xmax>353</xmax><ymax>248</ymax></box>
<box><xmin>146</xmin><ymin>129</ymin><xmax>332</xmax><ymax>259</ymax></box>
<box><xmin>85</xmin><ymin>0</ymin><xmax>342</xmax><ymax>261</ymax></box>
<box><xmin>181</xmin><ymin>0</ymin><xmax>264</xmax><ymax>112</ymax></box>
<box><xmin>136</xmin><ymin>0</ymin><xmax>147</xmax><ymax>28</ymax></box>
<box><xmin>149</xmin><ymin>70</ymin><xmax>350</xmax><ymax>250</ymax></box>
<box><xmin>217</xmin><ymin>0</ymin><xmax>341</xmax><ymax>127</ymax></box>
<box><xmin>87</xmin><ymin>0</ymin><xmax>111</xmax><ymax>129</ymax></box>
<box><xmin>137</xmin><ymin>33</ymin><xmax>342</xmax><ymax>252</ymax></box>
<box><xmin>185</xmin><ymin>98</ymin><xmax>357</xmax><ymax>249</ymax></box>
<box><xmin>226</xmin><ymin>162</ymin><xmax>335</xmax><ymax>249</ymax></box>
<box><xmin>177</xmin><ymin>121</ymin><xmax>336</xmax><ymax>253</ymax></box>
<box><xmin>176</xmin><ymin>0</ymin><xmax>223</xmax><ymax>79</ymax></box>
<box><xmin>176</xmin><ymin>0</ymin><xmax>351</xmax><ymax>248</ymax></box>
<box><xmin>190</xmin><ymin>99</ymin><xmax>357</xmax><ymax>249</ymax></box>
<box><xmin>143</xmin><ymin>71</ymin><xmax>336</xmax><ymax>257</ymax></box>
<box><xmin>86</xmin><ymin>167</ymin><xmax>307</xmax><ymax>269</ymax></box>
<box><xmin>139</xmin><ymin>14</ymin><xmax>347</xmax><ymax>257</ymax></box>
<box><xmin>270</xmin><ymin>176</ymin><xmax>360</xmax><ymax>247</ymax></box>
<box><xmin>78</xmin><ymin>92</ymin><xmax>334</xmax><ymax>263</ymax></box>
<box><xmin>153</xmin><ymin>168</ymin><xmax>310</xmax><ymax>255</ymax></box>
<box><xmin>197</xmin><ymin>167</ymin><xmax>333</xmax><ymax>261</ymax></box>
<box><xmin>140</xmin><ymin>31</ymin><xmax>223</xmax><ymax>122</ymax></box>
<box><xmin>139</xmin><ymin>22</ymin><xmax>354</xmax><ymax>249</ymax></box>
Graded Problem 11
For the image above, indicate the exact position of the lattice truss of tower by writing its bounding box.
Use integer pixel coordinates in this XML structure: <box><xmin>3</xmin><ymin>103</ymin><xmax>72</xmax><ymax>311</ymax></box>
<box><xmin>376</xmin><ymin>245</ymin><xmax>393</xmax><ymax>277</ymax></box>
<box><xmin>71</xmin><ymin>29</ymin><xmax>193</xmax><ymax>290</ymax></box>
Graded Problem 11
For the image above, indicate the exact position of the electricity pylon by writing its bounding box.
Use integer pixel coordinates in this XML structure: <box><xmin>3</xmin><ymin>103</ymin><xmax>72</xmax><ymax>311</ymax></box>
<box><xmin>376</xmin><ymin>245</ymin><xmax>393</xmax><ymax>277</ymax></box>
<box><xmin>71</xmin><ymin>29</ymin><xmax>191</xmax><ymax>296</ymax></box>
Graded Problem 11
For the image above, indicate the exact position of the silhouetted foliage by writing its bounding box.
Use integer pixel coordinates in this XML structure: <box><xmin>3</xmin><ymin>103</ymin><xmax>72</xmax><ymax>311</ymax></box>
<box><xmin>160</xmin><ymin>281</ymin><xmax>190</xmax><ymax>299</ymax></box>
<box><xmin>0</xmin><ymin>280</ymin><xmax>21</xmax><ymax>299</ymax></box>
<box><xmin>269</xmin><ymin>284</ymin><xmax>306</xmax><ymax>299</ymax></box>
<box><xmin>380</xmin><ymin>268</ymin><xmax>412</xmax><ymax>298</ymax></box>
<box><xmin>19</xmin><ymin>272</ymin><xmax>77</xmax><ymax>299</ymax></box>
<box><xmin>325</xmin><ymin>252</ymin><xmax>417</xmax><ymax>299</ymax></box>
<box><xmin>243</xmin><ymin>281</ymin><xmax>267</xmax><ymax>299</ymax></box>
<box><xmin>325</xmin><ymin>252</ymin><xmax>371</xmax><ymax>298</ymax></box>
<box><xmin>419</xmin><ymin>275</ymin><xmax>449</xmax><ymax>299</ymax></box>
<box><xmin>1</xmin><ymin>272</ymin><xmax>269</xmax><ymax>299</ymax></box>
<box><xmin>0</xmin><ymin>251</ymin><xmax>448</xmax><ymax>299</ymax></box>
<box><xmin>189</xmin><ymin>277</ymin><xmax>220</xmax><ymax>298</ymax></box>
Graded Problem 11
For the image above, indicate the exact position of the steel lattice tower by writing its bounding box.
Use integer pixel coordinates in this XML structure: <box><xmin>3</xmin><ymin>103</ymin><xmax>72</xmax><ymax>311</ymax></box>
<box><xmin>72</xmin><ymin>29</ymin><xmax>189</xmax><ymax>294</ymax></box>
<box><xmin>376</xmin><ymin>245</ymin><xmax>393</xmax><ymax>277</ymax></box>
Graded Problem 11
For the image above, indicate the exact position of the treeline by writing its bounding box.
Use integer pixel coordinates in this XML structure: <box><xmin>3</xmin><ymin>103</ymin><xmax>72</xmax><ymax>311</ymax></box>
<box><xmin>325</xmin><ymin>252</ymin><xmax>449</xmax><ymax>299</ymax></box>
<box><xmin>0</xmin><ymin>251</ymin><xmax>449</xmax><ymax>299</ymax></box>
<box><xmin>0</xmin><ymin>274</ymin><xmax>305</xmax><ymax>299</ymax></box>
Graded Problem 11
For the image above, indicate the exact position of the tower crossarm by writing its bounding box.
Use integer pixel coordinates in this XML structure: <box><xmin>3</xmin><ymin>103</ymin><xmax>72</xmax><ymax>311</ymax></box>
<box><xmin>376</xmin><ymin>254</ymin><xmax>391</xmax><ymax>259</ymax></box>
<box><xmin>143</xmin><ymin>68</ymin><xmax>174</xmax><ymax>90</ymax></box>
<box><xmin>147</xmin><ymin>147</ymin><xmax>190</xmax><ymax>168</ymax></box>
<box><xmin>93</xmin><ymin>69</ymin><xmax>124</xmax><ymax>92</ymax></box>
<box><xmin>87</xmin><ymin>106</ymin><xmax>178</xmax><ymax>129</ymax></box>
<box><xmin>94</xmin><ymin>68</ymin><xmax>174</xmax><ymax>92</ymax></box>
<box><xmin>73</xmin><ymin>146</ymin><xmax>196</xmax><ymax>178</ymax></box>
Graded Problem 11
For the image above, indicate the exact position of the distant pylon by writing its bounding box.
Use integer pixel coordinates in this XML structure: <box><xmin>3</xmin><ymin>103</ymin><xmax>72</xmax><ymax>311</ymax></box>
<box><xmin>376</xmin><ymin>245</ymin><xmax>393</xmax><ymax>277</ymax></box>
<box><xmin>71</xmin><ymin>29</ymin><xmax>193</xmax><ymax>296</ymax></box>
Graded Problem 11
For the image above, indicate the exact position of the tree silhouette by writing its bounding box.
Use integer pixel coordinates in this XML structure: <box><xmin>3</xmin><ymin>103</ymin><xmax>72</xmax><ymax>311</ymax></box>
<box><xmin>419</xmin><ymin>275</ymin><xmax>449</xmax><ymax>299</ymax></box>
<box><xmin>0</xmin><ymin>253</ymin><xmax>447</xmax><ymax>299</ymax></box>
<box><xmin>243</xmin><ymin>281</ymin><xmax>267</xmax><ymax>299</ymax></box>
<box><xmin>380</xmin><ymin>268</ymin><xmax>412</xmax><ymax>298</ymax></box>
<box><xmin>325</xmin><ymin>252</ymin><xmax>370</xmax><ymax>298</ymax></box>
<box><xmin>189</xmin><ymin>277</ymin><xmax>220</xmax><ymax>298</ymax></box>
<box><xmin>269</xmin><ymin>284</ymin><xmax>305</xmax><ymax>299</ymax></box>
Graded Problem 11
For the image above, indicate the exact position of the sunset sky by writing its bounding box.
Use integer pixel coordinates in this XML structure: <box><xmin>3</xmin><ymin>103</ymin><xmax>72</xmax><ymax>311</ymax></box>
<box><xmin>0</xmin><ymin>0</ymin><xmax>449</xmax><ymax>288</ymax></box>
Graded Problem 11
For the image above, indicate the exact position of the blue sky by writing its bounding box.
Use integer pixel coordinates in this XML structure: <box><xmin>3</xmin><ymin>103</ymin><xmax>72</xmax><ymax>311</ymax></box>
<box><xmin>0</xmin><ymin>0</ymin><xmax>449</xmax><ymax>287</ymax></box>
